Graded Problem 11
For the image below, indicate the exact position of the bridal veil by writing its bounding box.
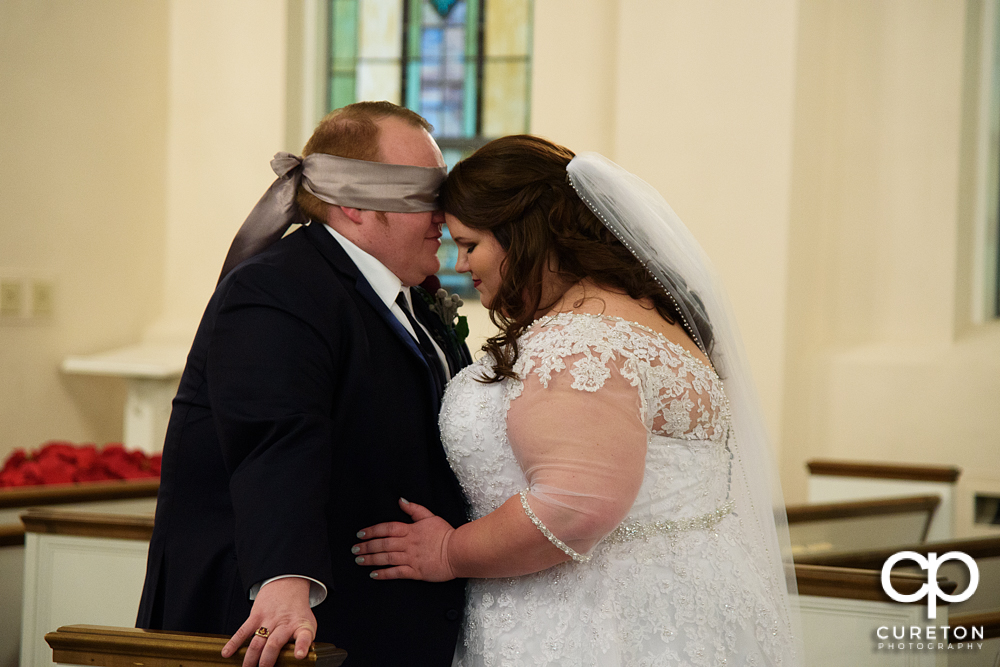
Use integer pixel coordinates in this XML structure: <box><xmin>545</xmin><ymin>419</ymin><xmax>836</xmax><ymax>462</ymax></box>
<box><xmin>567</xmin><ymin>152</ymin><xmax>803</xmax><ymax>663</ymax></box>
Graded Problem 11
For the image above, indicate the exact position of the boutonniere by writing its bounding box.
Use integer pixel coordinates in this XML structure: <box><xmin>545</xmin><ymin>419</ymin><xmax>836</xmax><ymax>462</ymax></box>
<box><xmin>420</xmin><ymin>287</ymin><xmax>469</xmax><ymax>344</ymax></box>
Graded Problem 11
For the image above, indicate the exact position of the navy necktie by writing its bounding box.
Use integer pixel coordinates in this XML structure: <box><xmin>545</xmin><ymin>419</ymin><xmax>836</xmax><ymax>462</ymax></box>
<box><xmin>396</xmin><ymin>292</ymin><xmax>446</xmax><ymax>397</ymax></box>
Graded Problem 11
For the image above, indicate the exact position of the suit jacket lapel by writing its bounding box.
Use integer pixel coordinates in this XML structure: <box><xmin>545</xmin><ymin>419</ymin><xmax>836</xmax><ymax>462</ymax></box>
<box><xmin>303</xmin><ymin>223</ymin><xmax>441</xmax><ymax>403</ymax></box>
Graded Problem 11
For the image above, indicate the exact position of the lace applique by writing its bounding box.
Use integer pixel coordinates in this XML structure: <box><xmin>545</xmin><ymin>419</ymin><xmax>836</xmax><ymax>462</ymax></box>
<box><xmin>506</xmin><ymin>313</ymin><xmax>730</xmax><ymax>443</ymax></box>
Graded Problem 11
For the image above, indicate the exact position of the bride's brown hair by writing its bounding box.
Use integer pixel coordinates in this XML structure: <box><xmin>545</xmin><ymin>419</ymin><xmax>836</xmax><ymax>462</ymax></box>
<box><xmin>441</xmin><ymin>135</ymin><xmax>706</xmax><ymax>382</ymax></box>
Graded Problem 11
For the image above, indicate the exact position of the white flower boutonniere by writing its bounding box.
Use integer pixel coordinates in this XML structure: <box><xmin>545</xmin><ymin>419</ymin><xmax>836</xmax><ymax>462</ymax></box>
<box><xmin>426</xmin><ymin>288</ymin><xmax>469</xmax><ymax>344</ymax></box>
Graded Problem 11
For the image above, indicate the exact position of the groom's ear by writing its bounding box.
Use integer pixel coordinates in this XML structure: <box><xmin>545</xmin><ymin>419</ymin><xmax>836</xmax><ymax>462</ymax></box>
<box><xmin>340</xmin><ymin>206</ymin><xmax>364</xmax><ymax>225</ymax></box>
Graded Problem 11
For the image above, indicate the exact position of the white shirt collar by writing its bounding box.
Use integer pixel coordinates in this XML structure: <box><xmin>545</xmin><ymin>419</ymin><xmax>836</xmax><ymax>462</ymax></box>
<box><xmin>324</xmin><ymin>224</ymin><xmax>406</xmax><ymax>310</ymax></box>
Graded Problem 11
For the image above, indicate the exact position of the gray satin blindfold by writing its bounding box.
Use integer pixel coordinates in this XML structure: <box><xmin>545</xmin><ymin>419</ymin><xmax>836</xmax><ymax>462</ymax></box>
<box><xmin>219</xmin><ymin>152</ymin><xmax>447</xmax><ymax>281</ymax></box>
<box><xmin>301</xmin><ymin>153</ymin><xmax>446</xmax><ymax>212</ymax></box>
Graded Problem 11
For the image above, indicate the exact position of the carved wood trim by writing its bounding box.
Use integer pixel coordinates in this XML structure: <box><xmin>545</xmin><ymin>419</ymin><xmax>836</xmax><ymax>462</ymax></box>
<box><xmin>0</xmin><ymin>478</ymin><xmax>159</xmax><ymax>509</ymax></box>
<box><xmin>948</xmin><ymin>610</ymin><xmax>1000</xmax><ymax>641</ymax></box>
<box><xmin>0</xmin><ymin>522</ymin><xmax>25</xmax><ymax>547</ymax></box>
<box><xmin>806</xmin><ymin>459</ymin><xmax>961</xmax><ymax>483</ymax></box>
<box><xmin>45</xmin><ymin>625</ymin><xmax>347</xmax><ymax>667</ymax></box>
<box><xmin>793</xmin><ymin>563</ymin><xmax>957</xmax><ymax>603</ymax></box>
<box><xmin>786</xmin><ymin>495</ymin><xmax>940</xmax><ymax>523</ymax></box>
<box><xmin>21</xmin><ymin>508</ymin><xmax>154</xmax><ymax>541</ymax></box>
<box><xmin>794</xmin><ymin>535</ymin><xmax>1000</xmax><ymax>569</ymax></box>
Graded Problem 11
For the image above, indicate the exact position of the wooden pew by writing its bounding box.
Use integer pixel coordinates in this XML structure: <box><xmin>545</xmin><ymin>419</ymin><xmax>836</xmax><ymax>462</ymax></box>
<box><xmin>787</xmin><ymin>494</ymin><xmax>941</xmax><ymax>557</ymax></box>
<box><xmin>0</xmin><ymin>523</ymin><xmax>27</xmax><ymax>667</ymax></box>
<box><xmin>35</xmin><ymin>566</ymin><xmax>956</xmax><ymax>667</ymax></box>
<box><xmin>19</xmin><ymin>508</ymin><xmax>154</xmax><ymax>667</ymax></box>
<box><xmin>0</xmin><ymin>478</ymin><xmax>160</xmax><ymax>523</ymax></box>
<box><xmin>794</xmin><ymin>563</ymin><xmax>982</xmax><ymax>667</ymax></box>
<box><xmin>44</xmin><ymin>625</ymin><xmax>346</xmax><ymax>666</ymax></box>
<box><xmin>950</xmin><ymin>610</ymin><xmax>1000</xmax><ymax>641</ymax></box>
<box><xmin>0</xmin><ymin>480</ymin><xmax>159</xmax><ymax>667</ymax></box>
<box><xmin>798</xmin><ymin>534</ymin><xmax>1000</xmax><ymax>666</ymax></box>
<box><xmin>796</xmin><ymin>535</ymin><xmax>1000</xmax><ymax>616</ymax></box>
<box><xmin>807</xmin><ymin>458</ymin><xmax>962</xmax><ymax>540</ymax></box>
<box><xmin>19</xmin><ymin>506</ymin><xmax>995</xmax><ymax>667</ymax></box>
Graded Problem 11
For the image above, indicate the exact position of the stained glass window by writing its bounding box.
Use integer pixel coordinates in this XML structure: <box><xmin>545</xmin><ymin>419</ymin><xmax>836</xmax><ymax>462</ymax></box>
<box><xmin>327</xmin><ymin>0</ymin><xmax>532</xmax><ymax>295</ymax></box>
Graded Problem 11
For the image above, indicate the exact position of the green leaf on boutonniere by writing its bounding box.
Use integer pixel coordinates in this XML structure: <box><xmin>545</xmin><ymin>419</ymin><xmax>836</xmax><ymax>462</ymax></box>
<box><xmin>455</xmin><ymin>315</ymin><xmax>469</xmax><ymax>344</ymax></box>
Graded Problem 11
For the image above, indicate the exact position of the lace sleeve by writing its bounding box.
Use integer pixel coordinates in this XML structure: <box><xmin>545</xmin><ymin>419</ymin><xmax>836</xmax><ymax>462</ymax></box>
<box><xmin>506</xmin><ymin>321</ymin><xmax>648</xmax><ymax>560</ymax></box>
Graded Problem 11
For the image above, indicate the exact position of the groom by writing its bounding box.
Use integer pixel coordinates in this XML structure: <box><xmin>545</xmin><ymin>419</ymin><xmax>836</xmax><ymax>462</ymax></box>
<box><xmin>136</xmin><ymin>102</ymin><xmax>471</xmax><ymax>667</ymax></box>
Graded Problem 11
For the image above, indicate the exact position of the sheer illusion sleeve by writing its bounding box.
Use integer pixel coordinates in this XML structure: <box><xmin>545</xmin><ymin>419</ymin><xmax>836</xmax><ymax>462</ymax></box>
<box><xmin>506</xmin><ymin>345</ymin><xmax>647</xmax><ymax>561</ymax></box>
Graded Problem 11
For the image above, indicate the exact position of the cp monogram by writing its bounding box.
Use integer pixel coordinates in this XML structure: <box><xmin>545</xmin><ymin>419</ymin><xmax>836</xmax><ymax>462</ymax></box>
<box><xmin>881</xmin><ymin>551</ymin><xmax>979</xmax><ymax>619</ymax></box>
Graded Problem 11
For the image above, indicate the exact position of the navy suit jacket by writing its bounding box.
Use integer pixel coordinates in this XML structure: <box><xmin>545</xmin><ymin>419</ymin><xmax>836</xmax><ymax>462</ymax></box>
<box><xmin>137</xmin><ymin>221</ymin><xmax>471</xmax><ymax>666</ymax></box>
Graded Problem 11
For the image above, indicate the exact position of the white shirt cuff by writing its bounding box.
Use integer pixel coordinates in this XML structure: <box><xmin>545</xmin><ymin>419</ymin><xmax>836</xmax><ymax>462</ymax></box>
<box><xmin>249</xmin><ymin>575</ymin><xmax>327</xmax><ymax>607</ymax></box>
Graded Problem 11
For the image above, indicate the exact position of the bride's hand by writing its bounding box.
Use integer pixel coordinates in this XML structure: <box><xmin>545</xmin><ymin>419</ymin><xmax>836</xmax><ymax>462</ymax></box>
<box><xmin>353</xmin><ymin>498</ymin><xmax>457</xmax><ymax>582</ymax></box>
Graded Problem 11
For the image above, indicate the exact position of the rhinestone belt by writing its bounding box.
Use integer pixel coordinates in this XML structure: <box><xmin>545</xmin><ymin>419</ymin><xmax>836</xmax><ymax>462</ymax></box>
<box><xmin>604</xmin><ymin>499</ymin><xmax>736</xmax><ymax>546</ymax></box>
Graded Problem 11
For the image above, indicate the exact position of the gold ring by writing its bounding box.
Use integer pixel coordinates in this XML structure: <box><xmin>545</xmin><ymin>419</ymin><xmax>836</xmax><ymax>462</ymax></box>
<box><xmin>254</xmin><ymin>626</ymin><xmax>270</xmax><ymax>639</ymax></box>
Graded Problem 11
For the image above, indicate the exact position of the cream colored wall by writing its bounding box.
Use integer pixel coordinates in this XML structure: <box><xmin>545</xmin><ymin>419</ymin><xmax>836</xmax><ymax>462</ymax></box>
<box><xmin>0</xmin><ymin>0</ymin><xmax>170</xmax><ymax>455</ymax></box>
<box><xmin>532</xmin><ymin>0</ymin><xmax>1000</xmax><ymax>522</ymax></box>
<box><xmin>0</xmin><ymin>0</ymin><xmax>288</xmax><ymax>466</ymax></box>
<box><xmin>531</xmin><ymin>0</ymin><xmax>800</xmax><ymax>464</ymax></box>
<box><xmin>782</xmin><ymin>0</ymin><xmax>1000</xmax><ymax>518</ymax></box>
<box><xmin>148</xmin><ymin>0</ymin><xmax>289</xmax><ymax>344</ymax></box>
<box><xmin>613</xmin><ymin>1</ymin><xmax>800</xmax><ymax>460</ymax></box>
<box><xmin>531</xmin><ymin>0</ymin><xmax>619</xmax><ymax>156</ymax></box>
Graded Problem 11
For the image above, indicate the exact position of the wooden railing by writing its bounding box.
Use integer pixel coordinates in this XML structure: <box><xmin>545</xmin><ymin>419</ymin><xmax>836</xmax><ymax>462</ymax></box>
<box><xmin>0</xmin><ymin>521</ymin><xmax>25</xmax><ymax>547</ymax></box>
<box><xmin>794</xmin><ymin>563</ymin><xmax>957</xmax><ymax>602</ymax></box>
<box><xmin>20</xmin><ymin>507</ymin><xmax>155</xmax><ymax>541</ymax></box>
<box><xmin>806</xmin><ymin>459</ymin><xmax>961</xmax><ymax>483</ymax></box>
<box><xmin>0</xmin><ymin>478</ymin><xmax>160</xmax><ymax>511</ymax></box>
<box><xmin>793</xmin><ymin>534</ymin><xmax>1000</xmax><ymax>569</ymax></box>
<box><xmin>44</xmin><ymin>625</ymin><xmax>347</xmax><ymax>667</ymax></box>
<box><xmin>786</xmin><ymin>494</ymin><xmax>942</xmax><ymax>554</ymax></box>
<box><xmin>949</xmin><ymin>610</ymin><xmax>1000</xmax><ymax>641</ymax></box>
<box><xmin>786</xmin><ymin>494</ymin><xmax>941</xmax><ymax>524</ymax></box>
<box><xmin>0</xmin><ymin>478</ymin><xmax>160</xmax><ymax>541</ymax></box>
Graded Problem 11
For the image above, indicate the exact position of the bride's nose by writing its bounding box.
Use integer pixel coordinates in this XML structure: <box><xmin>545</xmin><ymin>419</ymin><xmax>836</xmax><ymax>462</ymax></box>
<box><xmin>455</xmin><ymin>249</ymin><xmax>469</xmax><ymax>273</ymax></box>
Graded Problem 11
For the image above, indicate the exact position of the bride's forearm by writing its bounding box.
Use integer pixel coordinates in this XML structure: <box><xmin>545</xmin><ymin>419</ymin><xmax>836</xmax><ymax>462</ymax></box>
<box><xmin>446</xmin><ymin>494</ymin><xmax>571</xmax><ymax>579</ymax></box>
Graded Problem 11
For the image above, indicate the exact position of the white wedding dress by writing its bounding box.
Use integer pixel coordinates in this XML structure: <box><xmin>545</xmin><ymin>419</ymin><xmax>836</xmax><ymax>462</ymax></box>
<box><xmin>440</xmin><ymin>312</ymin><xmax>795</xmax><ymax>667</ymax></box>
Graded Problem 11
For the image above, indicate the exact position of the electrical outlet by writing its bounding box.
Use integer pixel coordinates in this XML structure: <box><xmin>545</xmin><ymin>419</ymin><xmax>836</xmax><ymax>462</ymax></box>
<box><xmin>31</xmin><ymin>280</ymin><xmax>54</xmax><ymax>317</ymax></box>
<box><xmin>0</xmin><ymin>279</ymin><xmax>24</xmax><ymax>317</ymax></box>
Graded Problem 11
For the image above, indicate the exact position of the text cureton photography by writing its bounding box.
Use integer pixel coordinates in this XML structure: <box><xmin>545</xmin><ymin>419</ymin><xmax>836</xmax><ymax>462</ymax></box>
<box><xmin>874</xmin><ymin>550</ymin><xmax>987</xmax><ymax>654</ymax></box>
<box><xmin>876</xmin><ymin>624</ymin><xmax>985</xmax><ymax>651</ymax></box>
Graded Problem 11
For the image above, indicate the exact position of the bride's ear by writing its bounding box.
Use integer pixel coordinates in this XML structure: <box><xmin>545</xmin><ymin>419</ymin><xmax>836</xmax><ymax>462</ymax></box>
<box><xmin>545</xmin><ymin>252</ymin><xmax>560</xmax><ymax>274</ymax></box>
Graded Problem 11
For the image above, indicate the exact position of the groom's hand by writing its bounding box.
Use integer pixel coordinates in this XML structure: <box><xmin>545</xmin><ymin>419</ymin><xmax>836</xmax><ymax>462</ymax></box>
<box><xmin>221</xmin><ymin>577</ymin><xmax>316</xmax><ymax>667</ymax></box>
<box><xmin>353</xmin><ymin>497</ymin><xmax>457</xmax><ymax>582</ymax></box>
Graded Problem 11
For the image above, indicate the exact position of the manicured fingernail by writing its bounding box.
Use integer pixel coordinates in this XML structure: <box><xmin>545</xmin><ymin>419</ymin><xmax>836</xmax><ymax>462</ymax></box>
<box><xmin>351</xmin><ymin>546</ymin><xmax>360</xmax><ymax>554</ymax></box>
<box><xmin>400</xmin><ymin>497</ymin><xmax>410</xmax><ymax>504</ymax></box>
<box><xmin>370</xmin><ymin>571</ymin><xmax>379</xmax><ymax>579</ymax></box>
<box><xmin>355</xmin><ymin>556</ymin><xmax>365</xmax><ymax>564</ymax></box>
<box><xmin>356</xmin><ymin>530</ymin><xmax>365</xmax><ymax>538</ymax></box>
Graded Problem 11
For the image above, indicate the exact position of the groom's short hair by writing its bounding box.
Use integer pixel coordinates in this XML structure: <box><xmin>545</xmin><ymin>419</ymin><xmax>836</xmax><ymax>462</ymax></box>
<box><xmin>296</xmin><ymin>101</ymin><xmax>434</xmax><ymax>222</ymax></box>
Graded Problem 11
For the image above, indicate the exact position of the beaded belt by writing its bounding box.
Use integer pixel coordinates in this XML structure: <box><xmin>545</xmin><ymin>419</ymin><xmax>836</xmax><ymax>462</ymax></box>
<box><xmin>521</xmin><ymin>489</ymin><xmax>736</xmax><ymax>564</ymax></box>
<box><xmin>604</xmin><ymin>499</ymin><xmax>736</xmax><ymax>546</ymax></box>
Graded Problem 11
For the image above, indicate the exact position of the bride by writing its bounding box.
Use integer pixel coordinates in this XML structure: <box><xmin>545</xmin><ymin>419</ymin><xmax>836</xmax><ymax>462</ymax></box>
<box><xmin>353</xmin><ymin>135</ymin><xmax>801</xmax><ymax>666</ymax></box>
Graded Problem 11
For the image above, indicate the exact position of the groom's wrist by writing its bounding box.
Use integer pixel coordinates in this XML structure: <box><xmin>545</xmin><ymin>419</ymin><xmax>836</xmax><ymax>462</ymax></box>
<box><xmin>251</xmin><ymin>575</ymin><xmax>328</xmax><ymax>607</ymax></box>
